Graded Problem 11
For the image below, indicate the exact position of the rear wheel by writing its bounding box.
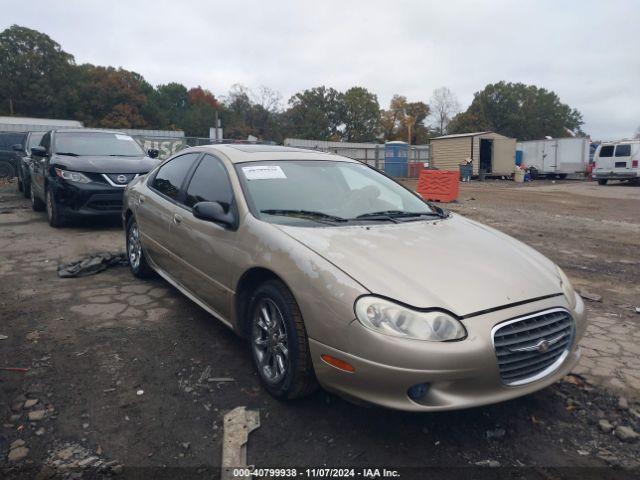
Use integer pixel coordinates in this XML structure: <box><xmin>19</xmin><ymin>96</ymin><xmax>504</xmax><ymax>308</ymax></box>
<box><xmin>17</xmin><ymin>174</ymin><xmax>23</xmax><ymax>192</ymax></box>
<box><xmin>23</xmin><ymin>178</ymin><xmax>30</xmax><ymax>198</ymax></box>
<box><xmin>30</xmin><ymin>186</ymin><xmax>45</xmax><ymax>211</ymax></box>
<box><xmin>249</xmin><ymin>280</ymin><xmax>317</xmax><ymax>400</ymax></box>
<box><xmin>558</xmin><ymin>173</ymin><xmax>568</xmax><ymax>180</ymax></box>
<box><xmin>46</xmin><ymin>189</ymin><xmax>65</xmax><ymax>228</ymax></box>
<box><xmin>126</xmin><ymin>216</ymin><xmax>154</xmax><ymax>278</ymax></box>
<box><xmin>597</xmin><ymin>179</ymin><xmax>608</xmax><ymax>185</ymax></box>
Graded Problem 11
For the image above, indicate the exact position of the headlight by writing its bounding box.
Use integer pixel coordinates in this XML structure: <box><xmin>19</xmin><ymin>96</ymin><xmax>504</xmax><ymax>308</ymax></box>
<box><xmin>557</xmin><ymin>267</ymin><xmax>577</xmax><ymax>309</ymax></box>
<box><xmin>55</xmin><ymin>168</ymin><xmax>91</xmax><ymax>184</ymax></box>
<box><xmin>354</xmin><ymin>296</ymin><xmax>466</xmax><ymax>341</ymax></box>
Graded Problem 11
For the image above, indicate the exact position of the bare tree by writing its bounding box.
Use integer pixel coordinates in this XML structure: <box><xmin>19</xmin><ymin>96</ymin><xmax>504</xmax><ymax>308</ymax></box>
<box><xmin>251</xmin><ymin>86</ymin><xmax>283</xmax><ymax>113</ymax></box>
<box><xmin>429</xmin><ymin>87</ymin><xmax>460</xmax><ymax>136</ymax></box>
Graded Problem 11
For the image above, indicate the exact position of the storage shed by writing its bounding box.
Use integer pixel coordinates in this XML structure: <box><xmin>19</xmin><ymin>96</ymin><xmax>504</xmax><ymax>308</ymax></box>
<box><xmin>430</xmin><ymin>131</ymin><xmax>516</xmax><ymax>176</ymax></box>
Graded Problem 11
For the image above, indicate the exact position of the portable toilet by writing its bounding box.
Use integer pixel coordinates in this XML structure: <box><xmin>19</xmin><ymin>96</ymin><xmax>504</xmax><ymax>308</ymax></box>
<box><xmin>515</xmin><ymin>150</ymin><xmax>523</xmax><ymax>167</ymax></box>
<box><xmin>384</xmin><ymin>141</ymin><xmax>408</xmax><ymax>177</ymax></box>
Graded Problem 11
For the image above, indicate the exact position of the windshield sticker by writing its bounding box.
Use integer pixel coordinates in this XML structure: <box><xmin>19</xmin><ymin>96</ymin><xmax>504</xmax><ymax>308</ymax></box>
<box><xmin>115</xmin><ymin>134</ymin><xmax>134</xmax><ymax>141</ymax></box>
<box><xmin>242</xmin><ymin>165</ymin><xmax>287</xmax><ymax>180</ymax></box>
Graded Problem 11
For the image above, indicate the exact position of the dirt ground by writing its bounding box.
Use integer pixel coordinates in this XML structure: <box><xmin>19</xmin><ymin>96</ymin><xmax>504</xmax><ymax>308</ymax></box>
<box><xmin>1</xmin><ymin>178</ymin><xmax>640</xmax><ymax>479</ymax></box>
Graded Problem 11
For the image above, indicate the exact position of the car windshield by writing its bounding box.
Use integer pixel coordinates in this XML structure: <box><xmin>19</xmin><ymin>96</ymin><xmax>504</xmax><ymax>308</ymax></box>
<box><xmin>54</xmin><ymin>132</ymin><xmax>145</xmax><ymax>157</ymax></box>
<box><xmin>28</xmin><ymin>132</ymin><xmax>45</xmax><ymax>149</ymax></box>
<box><xmin>236</xmin><ymin>160</ymin><xmax>436</xmax><ymax>225</ymax></box>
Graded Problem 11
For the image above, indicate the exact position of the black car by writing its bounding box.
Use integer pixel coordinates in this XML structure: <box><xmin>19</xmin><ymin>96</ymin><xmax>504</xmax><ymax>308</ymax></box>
<box><xmin>14</xmin><ymin>131</ymin><xmax>45</xmax><ymax>197</ymax></box>
<box><xmin>0</xmin><ymin>131</ymin><xmax>27</xmax><ymax>179</ymax></box>
<box><xmin>30</xmin><ymin>129</ymin><xmax>159</xmax><ymax>227</ymax></box>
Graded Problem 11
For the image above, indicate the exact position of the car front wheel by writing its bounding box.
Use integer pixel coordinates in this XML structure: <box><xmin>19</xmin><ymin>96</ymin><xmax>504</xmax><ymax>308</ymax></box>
<box><xmin>30</xmin><ymin>186</ymin><xmax>45</xmax><ymax>211</ymax></box>
<box><xmin>249</xmin><ymin>279</ymin><xmax>317</xmax><ymax>400</ymax></box>
<box><xmin>597</xmin><ymin>179</ymin><xmax>608</xmax><ymax>185</ymax></box>
<box><xmin>126</xmin><ymin>216</ymin><xmax>154</xmax><ymax>278</ymax></box>
<box><xmin>46</xmin><ymin>189</ymin><xmax>65</xmax><ymax>228</ymax></box>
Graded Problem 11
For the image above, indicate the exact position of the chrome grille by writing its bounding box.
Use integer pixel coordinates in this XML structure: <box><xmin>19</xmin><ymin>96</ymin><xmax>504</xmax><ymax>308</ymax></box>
<box><xmin>492</xmin><ymin>309</ymin><xmax>574</xmax><ymax>386</ymax></box>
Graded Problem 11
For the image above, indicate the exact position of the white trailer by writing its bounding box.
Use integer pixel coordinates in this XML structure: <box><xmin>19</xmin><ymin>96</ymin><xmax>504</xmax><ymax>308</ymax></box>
<box><xmin>516</xmin><ymin>138</ymin><xmax>589</xmax><ymax>178</ymax></box>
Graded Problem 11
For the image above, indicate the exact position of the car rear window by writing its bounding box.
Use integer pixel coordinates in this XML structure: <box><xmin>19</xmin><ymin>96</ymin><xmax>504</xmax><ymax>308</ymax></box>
<box><xmin>599</xmin><ymin>145</ymin><xmax>614</xmax><ymax>157</ymax></box>
<box><xmin>0</xmin><ymin>132</ymin><xmax>26</xmax><ymax>148</ymax></box>
<box><xmin>614</xmin><ymin>144</ymin><xmax>631</xmax><ymax>157</ymax></box>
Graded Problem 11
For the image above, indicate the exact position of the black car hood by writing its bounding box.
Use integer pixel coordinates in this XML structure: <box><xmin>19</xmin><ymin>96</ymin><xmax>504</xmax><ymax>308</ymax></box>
<box><xmin>51</xmin><ymin>155</ymin><xmax>158</xmax><ymax>174</ymax></box>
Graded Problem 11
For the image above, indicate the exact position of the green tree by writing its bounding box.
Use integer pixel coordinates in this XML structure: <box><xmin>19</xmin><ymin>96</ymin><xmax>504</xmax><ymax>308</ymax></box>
<box><xmin>146</xmin><ymin>82</ymin><xmax>190</xmax><ymax>129</ymax></box>
<box><xmin>182</xmin><ymin>86</ymin><xmax>220</xmax><ymax>137</ymax></box>
<box><xmin>72</xmin><ymin>65</ymin><xmax>151</xmax><ymax>128</ymax></box>
<box><xmin>0</xmin><ymin>25</ymin><xmax>75</xmax><ymax>117</ymax></box>
<box><xmin>448</xmin><ymin>81</ymin><xmax>584</xmax><ymax>140</ymax></box>
<box><xmin>342</xmin><ymin>87</ymin><xmax>380</xmax><ymax>142</ymax></box>
<box><xmin>285</xmin><ymin>86</ymin><xmax>344</xmax><ymax>140</ymax></box>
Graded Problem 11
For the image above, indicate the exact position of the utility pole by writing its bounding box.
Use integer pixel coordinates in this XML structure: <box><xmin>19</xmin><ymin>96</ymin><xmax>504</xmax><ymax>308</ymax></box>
<box><xmin>9</xmin><ymin>98</ymin><xmax>14</xmax><ymax>115</ymax></box>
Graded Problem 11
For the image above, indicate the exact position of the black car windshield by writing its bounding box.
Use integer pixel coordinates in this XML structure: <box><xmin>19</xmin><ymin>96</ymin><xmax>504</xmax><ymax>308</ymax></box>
<box><xmin>236</xmin><ymin>160</ymin><xmax>436</xmax><ymax>225</ymax></box>
<box><xmin>54</xmin><ymin>132</ymin><xmax>145</xmax><ymax>157</ymax></box>
<box><xmin>28</xmin><ymin>132</ymin><xmax>45</xmax><ymax>149</ymax></box>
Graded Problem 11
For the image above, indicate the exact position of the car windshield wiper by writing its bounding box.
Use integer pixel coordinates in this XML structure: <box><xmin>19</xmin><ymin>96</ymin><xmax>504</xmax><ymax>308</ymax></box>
<box><xmin>355</xmin><ymin>209</ymin><xmax>448</xmax><ymax>220</ymax></box>
<box><xmin>260</xmin><ymin>209</ymin><xmax>348</xmax><ymax>223</ymax></box>
<box><xmin>56</xmin><ymin>152</ymin><xmax>79</xmax><ymax>157</ymax></box>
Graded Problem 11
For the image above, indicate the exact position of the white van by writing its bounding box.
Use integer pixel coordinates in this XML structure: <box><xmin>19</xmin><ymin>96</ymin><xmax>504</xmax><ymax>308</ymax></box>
<box><xmin>593</xmin><ymin>140</ymin><xmax>640</xmax><ymax>185</ymax></box>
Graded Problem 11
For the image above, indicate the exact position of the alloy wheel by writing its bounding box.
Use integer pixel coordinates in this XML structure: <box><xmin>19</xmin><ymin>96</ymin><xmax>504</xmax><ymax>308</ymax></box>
<box><xmin>252</xmin><ymin>298</ymin><xmax>289</xmax><ymax>384</ymax></box>
<box><xmin>128</xmin><ymin>223</ymin><xmax>142</xmax><ymax>270</ymax></box>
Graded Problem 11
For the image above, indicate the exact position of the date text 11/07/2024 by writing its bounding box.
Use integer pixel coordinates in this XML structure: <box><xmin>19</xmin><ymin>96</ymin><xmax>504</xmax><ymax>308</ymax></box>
<box><xmin>232</xmin><ymin>468</ymin><xmax>401</xmax><ymax>478</ymax></box>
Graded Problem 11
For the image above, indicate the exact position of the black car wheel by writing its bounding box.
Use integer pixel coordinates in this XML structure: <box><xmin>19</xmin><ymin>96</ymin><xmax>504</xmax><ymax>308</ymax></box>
<box><xmin>30</xmin><ymin>186</ymin><xmax>45</xmax><ymax>212</ymax></box>
<box><xmin>126</xmin><ymin>216</ymin><xmax>154</xmax><ymax>278</ymax></box>
<box><xmin>597</xmin><ymin>179</ymin><xmax>608</xmax><ymax>186</ymax></box>
<box><xmin>17</xmin><ymin>175</ymin><xmax>23</xmax><ymax>192</ymax></box>
<box><xmin>46</xmin><ymin>189</ymin><xmax>65</xmax><ymax>228</ymax></box>
<box><xmin>23</xmin><ymin>179</ymin><xmax>30</xmax><ymax>198</ymax></box>
<box><xmin>249</xmin><ymin>279</ymin><xmax>317</xmax><ymax>400</ymax></box>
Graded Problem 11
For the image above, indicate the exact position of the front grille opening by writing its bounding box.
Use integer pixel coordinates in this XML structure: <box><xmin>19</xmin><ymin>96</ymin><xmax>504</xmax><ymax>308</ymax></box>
<box><xmin>493</xmin><ymin>309</ymin><xmax>574</xmax><ymax>385</ymax></box>
<box><xmin>86</xmin><ymin>200</ymin><xmax>122</xmax><ymax>211</ymax></box>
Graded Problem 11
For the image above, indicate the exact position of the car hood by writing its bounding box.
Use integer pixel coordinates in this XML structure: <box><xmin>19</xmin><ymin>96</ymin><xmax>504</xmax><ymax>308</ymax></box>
<box><xmin>276</xmin><ymin>214</ymin><xmax>562</xmax><ymax>317</ymax></box>
<box><xmin>51</xmin><ymin>155</ymin><xmax>158</xmax><ymax>174</ymax></box>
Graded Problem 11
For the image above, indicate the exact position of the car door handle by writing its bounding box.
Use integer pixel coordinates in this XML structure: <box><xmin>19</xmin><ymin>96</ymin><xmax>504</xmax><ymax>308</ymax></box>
<box><xmin>173</xmin><ymin>213</ymin><xmax>183</xmax><ymax>224</ymax></box>
<box><xmin>138</xmin><ymin>194</ymin><xmax>145</xmax><ymax>204</ymax></box>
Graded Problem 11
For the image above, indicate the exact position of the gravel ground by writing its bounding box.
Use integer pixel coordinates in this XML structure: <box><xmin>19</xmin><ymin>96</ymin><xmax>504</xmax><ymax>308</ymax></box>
<box><xmin>1</xmin><ymin>178</ymin><xmax>640</xmax><ymax>479</ymax></box>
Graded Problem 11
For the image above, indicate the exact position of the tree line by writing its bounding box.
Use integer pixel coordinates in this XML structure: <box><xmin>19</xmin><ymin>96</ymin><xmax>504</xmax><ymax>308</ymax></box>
<box><xmin>0</xmin><ymin>25</ymin><xmax>585</xmax><ymax>142</ymax></box>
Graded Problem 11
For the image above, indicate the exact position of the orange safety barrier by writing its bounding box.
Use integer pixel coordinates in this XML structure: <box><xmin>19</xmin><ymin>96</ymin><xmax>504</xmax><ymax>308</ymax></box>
<box><xmin>415</xmin><ymin>170</ymin><xmax>459</xmax><ymax>203</ymax></box>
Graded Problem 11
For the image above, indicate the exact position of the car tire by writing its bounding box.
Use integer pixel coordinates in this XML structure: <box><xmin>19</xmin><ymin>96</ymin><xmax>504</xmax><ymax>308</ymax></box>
<box><xmin>558</xmin><ymin>174</ymin><xmax>568</xmax><ymax>180</ymax></box>
<box><xmin>597</xmin><ymin>179</ymin><xmax>608</xmax><ymax>186</ymax></box>
<box><xmin>126</xmin><ymin>216</ymin><xmax>154</xmax><ymax>278</ymax></box>
<box><xmin>30</xmin><ymin>186</ymin><xmax>45</xmax><ymax>211</ymax></box>
<box><xmin>46</xmin><ymin>189</ymin><xmax>65</xmax><ymax>228</ymax></box>
<box><xmin>17</xmin><ymin>175</ymin><xmax>23</xmax><ymax>192</ymax></box>
<box><xmin>23</xmin><ymin>180</ymin><xmax>30</xmax><ymax>199</ymax></box>
<box><xmin>249</xmin><ymin>279</ymin><xmax>318</xmax><ymax>400</ymax></box>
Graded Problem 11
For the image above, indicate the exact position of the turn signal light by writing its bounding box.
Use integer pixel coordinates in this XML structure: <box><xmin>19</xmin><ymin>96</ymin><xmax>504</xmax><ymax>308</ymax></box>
<box><xmin>321</xmin><ymin>355</ymin><xmax>355</xmax><ymax>373</ymax></box>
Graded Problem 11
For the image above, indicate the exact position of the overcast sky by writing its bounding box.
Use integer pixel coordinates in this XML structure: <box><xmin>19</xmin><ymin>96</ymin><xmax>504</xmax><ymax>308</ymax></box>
<box><xmin>3</xmin><ymin>0</ymin><xmax>639</xmax><ymax>140</ymax></box>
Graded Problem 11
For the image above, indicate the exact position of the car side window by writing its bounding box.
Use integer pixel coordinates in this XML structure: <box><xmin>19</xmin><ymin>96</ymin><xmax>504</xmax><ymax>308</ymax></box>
<box><xmin>40</xmin><ymin>132</ymin><xmax>51</xmax><ymax>153</ymax></box>
<box><xmin>151</xmin><ymin>152</ymin><xmax>200</xmax><ymax>201</ymax></box>
<box><xmin>184</xmin><ymin>155</ymin><xmax>233</xmax><ymax>211</ymax></box>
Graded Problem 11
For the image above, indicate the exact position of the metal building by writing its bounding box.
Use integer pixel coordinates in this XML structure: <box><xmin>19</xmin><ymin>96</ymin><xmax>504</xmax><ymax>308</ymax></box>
<box><xmin>430</xmin><ymin>131</ymin><xmax>516</xmax><ymax>176</ymax></box>
<box><xmin>0</xmin><ymin>116</ymin><xmax>83</xmax><ymax>132</ymax></box>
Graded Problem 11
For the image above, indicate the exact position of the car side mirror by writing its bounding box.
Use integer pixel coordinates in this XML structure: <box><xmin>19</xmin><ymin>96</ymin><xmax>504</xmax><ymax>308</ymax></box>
<box><xmin>12</xmin><ymin>144</ymin><xmax>24</xmax><ymax>152</ymax></box>
<box><xmin>31</xmin><ymin>146</ymin><xmax>47</xmax><ymax>157</ymax></box>
<box><xmin>147</xmin><ymin>149</ymin><xmax>159</xmax><ymax>159</ymax></box>
<box><xmin>192</xmin><ymin>201</ymin><xmax>235</xmax><ymax>228</ymax></box>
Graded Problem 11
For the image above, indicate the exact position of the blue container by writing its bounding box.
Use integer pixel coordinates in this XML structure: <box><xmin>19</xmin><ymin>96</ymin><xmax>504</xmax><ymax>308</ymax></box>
<box><xmin>515</xmin><ymin>150</ymin><xmax>523</xmax><ymax>166</ymax></box>
<box><xmin>384</xmin><ymin>141</ymin><xmax>409</xmax><ymax>177</ymax></box>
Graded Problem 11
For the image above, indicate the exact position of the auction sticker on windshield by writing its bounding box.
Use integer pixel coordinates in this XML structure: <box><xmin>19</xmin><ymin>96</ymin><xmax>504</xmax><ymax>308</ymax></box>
<box><xmin>242</xmin><ymin>165</ymin><xmax>287</xmax><ymax>180</ymax></box>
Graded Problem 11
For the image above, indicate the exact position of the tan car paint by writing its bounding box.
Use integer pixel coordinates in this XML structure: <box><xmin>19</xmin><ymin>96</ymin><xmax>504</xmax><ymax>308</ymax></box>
<box><xmin>123</xmin><ymin>145</ymin><xmax>586</xmax><ymax>411</ymax></box>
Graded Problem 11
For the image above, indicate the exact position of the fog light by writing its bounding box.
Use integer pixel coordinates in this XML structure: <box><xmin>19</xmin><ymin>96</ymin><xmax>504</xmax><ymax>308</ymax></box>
<box><xmin>407</xmin><ymin>383</ymin><xmax>430</xmax><ymax>401</ymax></box>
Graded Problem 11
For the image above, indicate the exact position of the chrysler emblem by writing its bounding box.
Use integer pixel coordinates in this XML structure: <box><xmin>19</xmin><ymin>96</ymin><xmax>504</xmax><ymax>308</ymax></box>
<box><xmin>509</xmin><ymin>333</ymin><xmax>565</xmax><ymax>354</ymax></box>
<box><xmin>116</xmin><ymin>174</ymin><xmax>128</xmax><ymax>184</ymax></box>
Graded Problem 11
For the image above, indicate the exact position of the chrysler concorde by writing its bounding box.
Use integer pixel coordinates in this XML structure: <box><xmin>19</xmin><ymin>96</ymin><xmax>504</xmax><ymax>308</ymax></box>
<box><xmin>122</xmin><ymin>144</ymin><xmax>585</xmax><ymax>411</ymax></box>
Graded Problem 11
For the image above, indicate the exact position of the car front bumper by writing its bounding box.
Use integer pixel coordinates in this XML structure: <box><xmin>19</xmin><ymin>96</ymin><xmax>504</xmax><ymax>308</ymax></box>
<box><xmin>310</xmin><ymin>294</ymin><xmax>586</xmax><ymax>411</ymax></box>
<box><xmin>50</xmin><ymin>179</ymin><xmax>126</xmax><ymax>217</ymax></box>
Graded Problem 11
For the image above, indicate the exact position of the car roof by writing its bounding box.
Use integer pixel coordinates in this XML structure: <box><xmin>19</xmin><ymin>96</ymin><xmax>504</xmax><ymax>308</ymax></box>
<box><xmin>187</xmin><ymin>144</ymin><xmax>360</xmax><ymax>164</ymax></box>
<box><xmin>51</xmin><ymin>128</ymin><xmax>127</xmax><ymax>135</ymax></box>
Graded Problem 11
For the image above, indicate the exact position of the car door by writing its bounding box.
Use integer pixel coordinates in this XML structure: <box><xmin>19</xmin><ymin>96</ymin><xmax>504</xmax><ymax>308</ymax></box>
<box><xmin>168</xmin><ymin>154</ymin><xmax>239</xmax><ymax>320</ymax></box>
<box><xmin>613</xmin><ymin>143</ymin><xmax>632</xmax><ymax>174</ymax></box>
<box><xmin>136</xmin><ymin>152</ymin><xmax>201</xmax><ymax>273</ymax></box>
<box><xmin>595</xmin><ymin>144</ymin><xmax>615</xmax><ymax>174</ymax></box>
<box><xmin>31</xmin><ymin>132</ymin><xmax>51</xmax><ymax>199</ymax></box>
